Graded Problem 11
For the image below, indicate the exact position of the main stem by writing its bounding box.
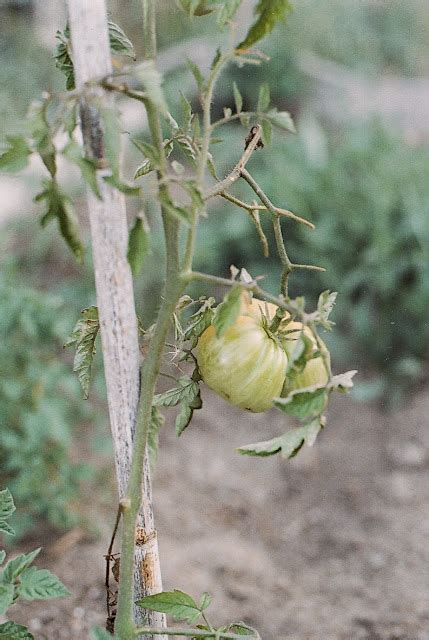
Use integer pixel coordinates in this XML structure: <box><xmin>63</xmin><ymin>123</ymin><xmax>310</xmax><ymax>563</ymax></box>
<box><xmin>115</xmin><ymin>2</ymin><xmax>182</xmax><ymax>637</ymax></box>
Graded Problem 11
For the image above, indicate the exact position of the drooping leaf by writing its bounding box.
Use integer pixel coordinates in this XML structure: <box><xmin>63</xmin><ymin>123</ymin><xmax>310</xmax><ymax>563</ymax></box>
<box><xmin>0</xmin><ymin>584</ymin><xmax>14</xmax><ymax>616</ymax></box>
<box><xmin>186</xmin><ymin>59</ymin><xmax>205</xmax><ymax>92</ymax></box>
<box><xmin>127</xmin><ymin>214</ymin><xmax>150</xmax><ymax>277</ymax></box>
<box><xmin>265</xmin><ymin>108</ymin><xmax>295</xmax><ymax>133</ymax></box>
<box><xmin>0</xmin><ymin>621</ymin><xmax>34</xmax><ymax>640</ymax></box>
<box><xmin>0</xmin><ymin>489</ymin><xmax>15</xmax><ymax>521</ymax></box>
<box><xmin>184</xmin><ymin>305</ymin><xmax>215</xmax><ymax>341</ymax></box>
<box><xmin>136</xmin><ymin>590</ymin><xmax>202</xmax><ymax>624</ymax></box>
<box><xmin>286</xmin><ymin>332</ymin><xmax>315</xmax><ymax>377</ymax></box>
<box><xmin>232</xmin><ymin>82</ymin><xmax>243</xmax><ymax>114</ymax></box>
<box><xmin>107</xmin><ymin>20</ymin><xmax>135</xmax><ymax>59</ymax></box>
<box><xmin>153</xmin><ymin>376</ymin><xmax>199</xmax><ymax>408</ymax></box>
<box><xmin>175</xmin><ymin>386</ymin><xmax>202</xmax><ymax>436</ymax></box>
<box><xmin>257</xmin><ymin>83</ymin><xmax>270</xmax><ymax>112</ymax></box>
<box><xmin>238</xmin><ymin>416</ymin><xmax>325</xmax><ymax>459</ymax></box>
<box><xmin>103</xmin><ymin>174</ymin><xmax>140</xmax><ymax>195</ymax></box>
<box><xmin>237</xmin><ymin>0</ymin><xmax>293</xmax><ymax>50</ymax></box>
<box><xmin>0</xmin><ymin>137</ymin><xmax>31</xmax><ymax>173</ymax></box>
<box><xmin>134</xmin><ymin>159</ymin><xmax>153</xmax><ymax>179</ymax></box>
<box><xmin>213</xmin><ymin>285</ymin><xmax>243</xmax><ymax>337</ymax></box>
<box><xmin>148</xmin><ymin>407</ymin><xmax>165</xmax><ymax>471</ymax></box>
<box><xmin>64</xmin><ymin>306</ymin><xmax>100</xmax><ymax>399</ymax></box>
<box><xmin>18</xmin><ymin>567</ymin><xmax>70</xmax><ymax>601</ymax></box>
<box><xmin>261</xmin><ymin>118</ymin><xmax>273</xmax><ymax>146</ymax></box>
<box><xmin>274</xmin><ymin>386</ymin><xmax>327</xmax><ymax>420</ymax></box>
<box><xmin>62</xmin><ymin>142</ymin><xmax>101</xmax><ymax>199</ymax></box>
<box><xmin>3</xmin><ymin>549</ymin><xmax>41</xmax><ymax>584</ymax></box>
<box><xmin>26</xmin><ymin>100</ymin><xmax>56</xmax><ymax>177</ymax></box>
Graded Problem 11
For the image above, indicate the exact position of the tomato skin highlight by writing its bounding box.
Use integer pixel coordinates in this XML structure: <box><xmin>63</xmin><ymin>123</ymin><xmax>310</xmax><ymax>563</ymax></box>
<box><xmin>196</xmin><ymin>314</ymin><xmax>288</xmax><ymax>413</ymax></box>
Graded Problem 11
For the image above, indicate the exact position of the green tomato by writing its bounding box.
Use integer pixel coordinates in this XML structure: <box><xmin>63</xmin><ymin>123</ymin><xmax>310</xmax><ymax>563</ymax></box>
<box><xmin>196</xmin><ymin>313</ymin><xmax>288</xmax><ymax>413</ymax></box>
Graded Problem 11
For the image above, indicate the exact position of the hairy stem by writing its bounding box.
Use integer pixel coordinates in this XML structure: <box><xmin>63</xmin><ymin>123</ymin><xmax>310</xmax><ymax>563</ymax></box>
<box><xmin>134</xmin><ymin>627</ymin><xmax>253</xmax><ymax>639</ymax></box>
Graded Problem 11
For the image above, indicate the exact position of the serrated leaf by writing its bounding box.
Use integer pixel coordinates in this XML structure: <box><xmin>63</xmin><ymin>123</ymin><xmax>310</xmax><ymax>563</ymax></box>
<box><xmin>261</xmin><ymin>118</ymin><xmax>273</xmax><ymax>146</ymax></box>
<box><xmin>0</xmin><ymin>522</ymin><xmax>14</xmax><ymax>537</ymax></box>
<box><xmin>265</xmin><ymin>108</ymin><xmax>295</xmax><ymax>133</ymax></box>
<box><xmin>132</xmin><ymin>61</ymin><xmax>166</xmax><ymax>113</ymax></box>
<box><xmin>274</xmin><ymin>387</ymin><xmax>327</xmax><ymax>420</ymax></box>
<box><xmin>63</xmin><ymin>142</ymin><xmax>101</xmax><ymax>199</ymax></box>
<box><xmin>100</xmin><ymin>107</ymin><xmax>120</xmax><ymax>176</ymax></box>
<box><xmin>217</xmin><ymin>0</ymin><xmax>242</xmax><ymax>27</ymax></box>
<box><xmin>317</xmin><ymin>290</ymin><xmax>337</xmax><ymax>330</ymax></box>
<box><xmin>64</xmin><ymin>306</ymin><xmax>100</xmax><ymax>399</ymax></box>
<box><xmin>237</xmin><ymin>0</ymin><xmax>293</xmax><ymax>50</ymax></box>
<box><xmin>3</xmin><ymin>549</ymin><xmax>41</xmax><ymax>583</ymax></box>
<box><xmin>134</xmin><ymin>159</ymin><xmax>153</xmax><ymax>179</ymax></box>
<box><xmin>0</xmin><ymin>490</ymin><xmax>15</xmax><ymax>521</ymax></box>
<box><xmin>175</xmin><ymin>402</ymin><xmax>193</xmax><ymax>437</ymax></box>
<box><xmin>148</xmin><ymin>407</ymin><xmax>165</xmax><ymax>471</ymax></box>
<box><xmin>184</xmin><ymin>308</ymin><xmax>214</xmax><ymax>341</ymax></box>
<box><xmin>0</xmin><ymin>621</ymin><xmax>34</xmax><ymax>640</ymax></box>
<box><xmin>238</xmin><ymin>417</ymin><xmax>324</xmax><ymax>459</ymax></box>
<box><xmin>175</xmin><ymin>136</ymin><xmax>197</xmax><ymax>165</ymax></box>
<box><xmin>233</xmin><ymin>82</ymin><xmax>243</xmax><ymax>114</ymax></box>
<box><xmin>136</xmin><ymin>590</ymin><xmax>201</xmax><ymax>624</ymax></box>
<box><xmin>18</xmin><ymin>567</ymin><xmax>70</xmax><ymax>600</ymax></box>
<box><xmin>0</xmin><ymin>136</ymin><xmax>31</xmax><ymax>173</ymax></box>
<box><xmin>187</xmin><ymin>59</ymin><xmax>205</xmax><ymax>92</ymax></box>
<box><xmin>0</xmin><ymin>584</ymin><xmax>14</xmax><ymax>616</ymax></box>
<box><xmin>107</xmin><ymin>20</ymin><xmax>135</xmax><ymax>59</ymax></box>
<box><xmin>127</xmin><ymin>215</ymin><xmax>150</xmax><ymax>277</ymax></box>
<box><xmin>153</xmin><ymin>377</ymin><xmax>199</xmax><ymax>408</ymax></box>
<box><xmin>286</xmin><ymin>333</ymin><xmax>315</xmax><ymax>376</ymax></box>
<box><xmin>213</xmin><ymin>285</ymin><xmax>243</xmax><ymax>337</ymax></box>
<box><xmin>90</xmin><ymin>627</ymin><xmax>118</xmax><ymax>640</ymax></box>
<box><xmin>257</xmin><ymin>83</ymin><xmax>270</xmax><ymax>112</ymax></box>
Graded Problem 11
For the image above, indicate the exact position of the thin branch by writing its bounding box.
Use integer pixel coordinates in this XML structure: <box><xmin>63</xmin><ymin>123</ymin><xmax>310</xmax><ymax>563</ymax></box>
<box><xmin>101</xmin><ymin>80</ymin><xmax>148</xmax><ymax>102</ymax></box>
<box><xmin>204</xmin><ymin>124</ymin><xmax>263</xmax><ymax>200</ymax></box>
<box><xmin>211</xmin><ymin>111</ymin><xmax>257</xmax><ymax>130</ymax></box>
<box><xmin>248</xmin><ymin>208</ymin><xmax>269</xmax><ymax>257</ymax></box>
<box><xmin>292</xmin><ymin>263</ymin><xmax>326</xmax><ymax>272</ymax></box>
<box><xmin>220</xmin><ymin>191</ymin><xmax>315</xmax><ymax>229</ymax></box>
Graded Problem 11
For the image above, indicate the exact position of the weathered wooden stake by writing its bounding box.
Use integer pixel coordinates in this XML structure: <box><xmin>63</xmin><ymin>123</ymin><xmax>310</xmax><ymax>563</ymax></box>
<box><xmin>66</xmin><ymin>0</ymin><xmax>165</xmax><ymax>633</ymax></box>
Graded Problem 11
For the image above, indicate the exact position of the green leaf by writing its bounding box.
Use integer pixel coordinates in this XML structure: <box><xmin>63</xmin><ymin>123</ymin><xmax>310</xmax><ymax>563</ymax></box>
<box><xmin>217</xmin><ymin>0</ymin><xmax>242</xmax><ymax>27</ymax></box>
<box><xmin>237</xmin><ymin>0</ymin><xmax>293</xmax><ymax>50</ymax></box>
<box><xmin>238</xmin><ymin>417</ymin><xmax>324</xmax><ymax>459</ymax></box>
<box><xmin>90</xmin><ymin>628</ymin><xmax>117</xmax><ymax>640</ymax></box>
<box><xmin>179</xmin><ymin>92</ymin><xmax>193</xmax><ymax>133</ymax></box>
<box><xmin>213</xmin><ymin>285</ymin><xmax>243</xmax><ymax>337</ymax></box>
<box><xmin>0</xmin><ymin>137</ymin><xmax>31</xmax><ymax>173</ymax></box>
<box><xmin>3</xmin><ymin>549</ymin><xmax>41</xmax><ymax>583</ymax></box>
<box><xmin>134</xmin><ymin>159</ymin><xmax>153</xmax><ymax>179</ymax></box>
<box><xmin>274</xmin><ymin>387</ymin><xmax>327</xmax><ymax>420</ymax></box>
<box><xmin>127</xmin><ymin>214</ymin><xmax>150</xmax><ymax>277</ymax></box>
<box><xmin>261</xmin><ymin>118</ymin><xmax>273</xmax><ymax>146</ymax></box>
<box><xmin>187</xmin><ymin>59</ymin><xmax>205</xmax><ymax>92</ymax></box>
<box><xmin>175</xmin><ymin>135</ymin><xmax>197</xmax><ymax>165</ymax></box>
<box><xmin>0</xmin><ymin>522</ymin><xmax>14</xmax><ymax>537</ymax></box>
<box><xmin>286</xmin><ymin>332</ymin><xmax>315</xmax><ymax>377</ymax></box>
<box><xmin>153</xmin><ymin>377</ymin><xmax>199</xmax><ymax>408</ymax></box>
<box><xmin>175</xmin><ymin>402</ymin><xmax>193</xmax><ymax>437</ymax></box>
<box><xmin>63</xmin><ymin>142</ymin><xmax>101</xmax><ymax>200</ymax></box>
<box><xmin>103</xmin><ymin>174</ymin><xmax>140</xmax><ymax>196</ymax></box>
<box><xmin>223</xmin><ymin>622</ymin><xmax>261</xmax><ymax>638</ymax></box>
<box><xmin>257</xmin><ymin>83</ymin><xmax>270</xmax><ymax>112</ymax></box>
<box><xmin>148</xmin><ymin>407</ymin><xmax>165</xmax><ymax>471</ymax></box>
<box><xmin>64</xmin><ymin>306</ymin><xmax>99</xmax><ymax>399</ymax></box>
<box><xmin>132</xmin><ymin>61</ymin><xmax>166</xmax><ymax>113</ymax></box>
<box><xmin>26</xmin><ymin>100</ymin><xmax>56</xmax><ymax>177</ymax></box>
<box><xmin>107</xmin><ymin>20</ymin><xmax>135</xmax><ymax>59</ymax></box>
<box><xmin>57</xmin><ymin>195</ymin><xmax>85</xmax><ymax>263</ymax></box>
<box><xmin>199</xmin><ymin>591</ymin><xmax>212</xmax><ymax>611</ymax></box>
<box><xmin>232</xmin><ymin>82</ymin><xmax>243</xmax><ymax>114</ymax></box>
<box><xmin>0</xmin><ymin>490</ymin><xmax>15</xmax><ymax>521</ymax></box>
<box><xmin>131</xmin><ymin>138</ymin><xmax>160</xmax><ymax>167</ymax></box>
<box><xmin>265</xmin><ymin>108</ymin><xmax>295</xmax><ymax>133</ymax></box>
<box><xmin>211</xmin><ymin>47</ymin><xmax>222</xmax><ymax>70</ymax></box>
<box><xmin>18</xmin><ymin>567</ymin><xmax>70</xmax><ymax>600</ymax></box>
<box><xmin>159</xmin><ymin>192</ymin><xmax>192</xmax><ymax>226</ymax></box>
<box><xmin>100</xmin><ymin>107</ymin><xmax>121</xmax><ymax>176</ymax></box>
<box><xmin>0</xmin><ymin>584</ymin><xmax>14</xmax><ymax>616</ymax></box>
<box><xmin>317</xmin><ymin>290</ymin><xmax>337</xmax><ymax>330</ymax></box>
<box><xmin>184</xmin><ymin>307</ymin><xmax>214</xmax><ymax>341</ymax></box>
<box><xmin>0</xmin><ymin>552</ymin><xmax>6</xmax><ymax>565</ymax></box>
<box><xmin>136</xmin><ymin>589</ymin><xmax>202</xmax><ymax>624</ymax></box>
<box><xmin>0</xmin><ymin>621</ymin><xmax>34</xmax><ymax>639</ymax></box>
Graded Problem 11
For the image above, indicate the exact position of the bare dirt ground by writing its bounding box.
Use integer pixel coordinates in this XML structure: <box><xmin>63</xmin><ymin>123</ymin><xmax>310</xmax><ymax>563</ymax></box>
<box><xmin>11</xmin><ymin>387</ymin><xmax>429</xmax><ymax>639</ymax></box>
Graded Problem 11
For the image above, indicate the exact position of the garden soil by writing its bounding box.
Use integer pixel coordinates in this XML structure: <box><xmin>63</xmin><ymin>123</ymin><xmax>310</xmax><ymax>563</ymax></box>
<box><xmin>11</xmin><ymin>388</ymin><xmax>429</xmax><ymax>639</ymax></box>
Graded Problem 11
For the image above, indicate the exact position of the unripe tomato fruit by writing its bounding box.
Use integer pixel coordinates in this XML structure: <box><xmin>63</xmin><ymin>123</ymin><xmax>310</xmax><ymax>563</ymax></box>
<box><xmin>242</xmin><ymin>295</ymin><xmax>329</xmax><ymax>392</ymax></box>
<box><xmin>196</xmin><ymin>295</ymin><xmax>288</xmax><ymax>412</ymax></box>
